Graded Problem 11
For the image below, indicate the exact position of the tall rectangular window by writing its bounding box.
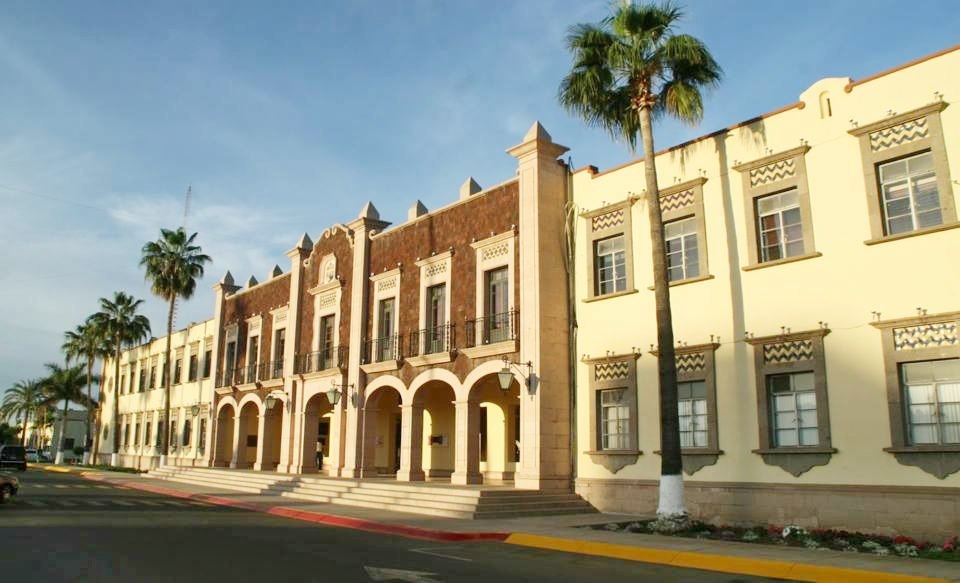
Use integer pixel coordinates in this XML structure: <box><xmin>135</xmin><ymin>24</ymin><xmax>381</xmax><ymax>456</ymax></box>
<box><xmin>879</xmin><ymin>152</ymin><xmax>942</xmax><ymax>235</ymax></box>
<box><xmin>138</xmin><ymin>367</ymin><xmax>146</xmax><ymax>392</ymax></box>
<box><xmin>161</xmin><ymin>361</ymin><xmax>167</xmax><ymax>387</ymax></box>
<box><xmin>768</xmin><ymin>371</ymin><xmax>818</xmax><ymax>447</ymax></box>
<box><xmin>174</xmin><ymin>358</ymin><xmax>183</xmax><ymax>385</ymax></box>
<box><xmin>901</xmin><ymin>359</ymin><xmax>960</xmax><ymax>445</ymax></box>
<box><xmin>134</xmin><ymin>422</ymin><xmax>140</xmax><ymax>448</ymax></box>
<box><xmin>593</xmin><ymin>235</ymin><xmax>626</xmax><ymax>296</ymax></box>
<box><xmin>485</xmin><ymin>267</ymin><xmax>510</xmax><ymax>343</ymax></box>
<box><xmin>599</xmin><ymin>389</ymin><xmax>630</xmax><ymax>450</ymax></box>
<box><xmin>150</xmin><ymin>364</ymin><xmax>157</xmax><ymax>389</ymax></box>
<box><xmin>145</xmin><ymin>422</ymin><xmax>151</xmax><ymax>447</ymax></box>
<box><xmin>678</xmin><ymin>381</ymin><xmax>708</xmax><ymax>448</ymax></box>
<box><xmin>120</xmin><ymin>375</ymin><xmax>126</xmax><ymax>395</ymax></box>
<box><xmin>756</xmin><ymin>189</ymin><xmax>804</xmax><ymax>262</ymax></box>
<box><xmin>188</xmin><ymin>354</ymin><xmax>198</xmax><ymax>381</ymax></box>
<box><xmin>665</xmin><ymin>218</ymin><xmax>700</xmax><ymax>282</ymax></box>
<box><xmin>426</xmin><ymin>284</ymin><xmax>446</xmax><ymax>354</ymax></box>
<box><xmin>377</xmin><ymin>298</ymin><xmax>395</xmax><ymax>361</ymax></box>
<box><xmin>198</xmin><ymin>418</ymin><xmax>207</xmax><ymax>454</ymax></box>
<box><xmin>203</xmin><ymin>349</ymin><xmax>212</xmax><ymax>378</ymax></box>
<box><xmin>224</xmin><ymin>341</ymin><xmax>237</xmax><ymax>378</ymax></box>
<box><xmin>273</xmin><ymin>329</ymin><xmax>286</xmax><ymax>378</ymax></box>
<box><xmin>319</xmin><ymin>315</ymin><xmax>335</xmax><ymax>368</ymax></box>
<box><xmin>182</xmin><ymin>419</ymin><xmax>192</xmax><ymax>447</ymax></box>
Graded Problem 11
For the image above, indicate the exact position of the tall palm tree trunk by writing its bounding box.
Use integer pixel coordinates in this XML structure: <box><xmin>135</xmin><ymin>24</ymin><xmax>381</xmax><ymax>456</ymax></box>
<box><xmin>56</xmin><ymin>399</ymin><xmax>70</xmax><ymax>464</ymax></box>
<box><xmin>111</xmin><ymin>341</ymin><xmax>122</xmax><ymax>461</ymax></box>
<box><xmin>639</xmin><ymin>105</ymin><xmax>685</xmax><ymax>522</ymax></box>
<box><xmin>162</xmin><ymin>298</ymin><xmax>174</xmax><ymax>462</ymax></box>
<box><xmin>84</xmin><ymin>361</ymin><xmax>93</xmax><ymax>463</ymax></box>
<box><xmin>19</xmin><ymin>413</ymin><xmax>26</xmax><ymax>446</ymax></box>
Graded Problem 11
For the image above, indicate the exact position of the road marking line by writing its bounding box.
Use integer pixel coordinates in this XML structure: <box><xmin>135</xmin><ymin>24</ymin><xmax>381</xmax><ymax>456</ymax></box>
<box><xmin>83</xmin><ymin>500</ymin><xmax>107</xmax><ymax>506</ymax></box>
<box><xmin>94</xmin><ymin>485</ymin><xmax>111</xmax><ymax>489</ymax></box>
<box><xmin>24</xmin><ymin>500</ymin><xmax>47</xmax><ymax>507</ymax></box>
<box><xmin>160</xmin><ymin>500</ymin><xmax>189</xmax><ymax>506</ymax></box>
<box><xmin>138</xmin><ymin>500</ymin><xmax>163</xmax><ymax>507</ymax></box>
<box><xmin>31</xmin><ymin>484</ymin><xmax>47</xmax><ymax>488</ymax></box>
<box><xmin>187</xmin><ymin>501</ymin><xmax>211</xmax><ymax>507</ymax></box>
<box><xmin>54</xmin><ymin>485</ymin><xmax>70</xmax><ymax>489</ymax></box>
<box><xmin>410</xmin><ymin>547</ymin><xmax>473</xmax><ymax>562</ymax></box>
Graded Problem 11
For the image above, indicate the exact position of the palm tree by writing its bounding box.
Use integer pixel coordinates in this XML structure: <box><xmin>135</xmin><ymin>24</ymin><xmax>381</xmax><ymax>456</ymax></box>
<box><xmin>90</xmin><ymin>292</ymin><xmax>151</xmax><ymax>465</ymax></box>
<box><xmin>63</xmin><ymin>320</ymin><xmax>112</xmax><ymax>463</ymax></box>
<box><xmin>560</xmin><ymin>1</ymin><xmax>721</xmax><ymax>528</ymax></box>
<box><xmin>1</xmin><ymin>379</ymin><xmax>43</xmax><ymax>446</ymax></box>
<box><xmin>140</xmin><ymin>228</ymin><xmax>211</xmax><ymax>462</ymax></box>
<box><xmin>40</xmin><ymin>363</ymin><xmax>93</xmax><ymax>464</ymax></box>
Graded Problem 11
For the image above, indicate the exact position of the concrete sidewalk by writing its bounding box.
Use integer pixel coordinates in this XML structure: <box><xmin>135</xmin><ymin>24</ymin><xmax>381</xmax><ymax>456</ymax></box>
<box><xmin>61</xmin><ymin>466</ymin><xmax>958</xmax><ymax>583</ymax></box>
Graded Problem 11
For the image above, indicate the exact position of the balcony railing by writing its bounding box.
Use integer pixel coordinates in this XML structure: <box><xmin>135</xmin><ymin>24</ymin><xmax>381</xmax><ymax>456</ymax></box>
<box><xmin>363</xmin><ymin>334</ymin><xmax>403</xmax><ymax>364</ymax></box>
<box><xmin>258</xmin><ymin>360</ymin><xmax>284</xmax><ymax>381</ymax></box>
<box><xmin>295</xmin><ymin>346</ymin><xmax>346</xmax><ymax>374</ymax></box>
<box><xmin>243</xmin><ymin>363</ymin><xmax>258</xmax><ymax>385</ymax></box>
<box><xmin>215</xmin><ymin>366</ymin><xmax>244</xmax><ymax>388</ymax></box>
<box><xmin>465</xmin><ymin>309</ymin><xmax>519</xmax><ymax>348</ymax></box>
<box><xmin>409</xmin><ymin>324</ymin><xmax>455</xmax><ymax>357</ymax></box>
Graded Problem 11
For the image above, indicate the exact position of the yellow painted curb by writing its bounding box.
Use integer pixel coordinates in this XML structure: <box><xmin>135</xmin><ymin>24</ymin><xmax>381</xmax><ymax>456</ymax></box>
<box><xmin>504</xmin><ymin>533</ymin><xmax>949</xmax><ymax>583</ymax></box>
<box><xmin>41</xmin><ymin>466</ymin><xmax>74</xmax><ymax>473</ymax></box>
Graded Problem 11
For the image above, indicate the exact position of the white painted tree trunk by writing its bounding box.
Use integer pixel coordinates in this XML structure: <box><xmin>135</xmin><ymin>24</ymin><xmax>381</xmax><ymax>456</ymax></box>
<box><xmin>54</xmin><ymin>451</ymin><xmax>64</xmax><ymax>465</ymax></box>
<box><xmin>82</xmin><ymin>452</ymin><xmax>91</xmax><ymax>465</ymax></box>
<box><xmin>110</xmin><ymin>453</ymin><xmax>119</xmax><ymax>467</ymax></box>
<box><xmin>159</xmin><ymin>454</ymin><xmax>168</xmax><ymax>467</ymax></box>
<box><xmin>656</xmin><ymin>473</ymin><xmax>687</xmax><ymax>518</ymax></box>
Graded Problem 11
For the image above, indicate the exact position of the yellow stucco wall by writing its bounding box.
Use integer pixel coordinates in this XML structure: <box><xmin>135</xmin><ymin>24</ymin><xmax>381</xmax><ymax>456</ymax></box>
<box><xmin>573</xmin><ymin>48</ymin><xmax>960</xmax><ymax>487</ymax></box>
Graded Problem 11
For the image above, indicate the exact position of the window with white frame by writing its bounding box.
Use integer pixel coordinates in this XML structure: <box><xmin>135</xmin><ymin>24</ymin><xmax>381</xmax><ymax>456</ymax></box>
<box><xmin>599</xmin><ymin>389</ymin><xmax>630</xmax><ymax>450</ymax></box>
<box><xmin>188</xmin><ymin>352</ymin><xmax>198</xmax><ymax>381</ymax></box>
<box><xmin>901</xmin><ymin>359</ymin><xmax>960</xmax><ymax>445</ymax></box>
<box><xmin>484</xmin><ymin>267</ymin><xmax>510</xmax><ymax>343</ymax></box>
<box><xmin>593</xmin><ymin>235</ymin><xmax>626</xmax><ymax>296</ymax></box>
<box><xmin>756</xmin><ymin>189</ymin><xmax>804</xmax><ymax>263</ymax></box>
<box><xmin>425</xmin><ymin>284</ymin><xmax>447</xmax><ymax>354</ymax></box>
<box><xmin>182</xmin><ymin>419</ymin><xmax>192</xmax><ymax>447</ymax></box>
<box><xmin>174</xmin><ymin>357</ymin><xmax>183</xmax><ymax>385</ymax></box>
<box><xmin>879</xmin><ymin>152</ymin><xmax>942</xmax><ymax>236</ymax></box>
<box><xmin>246</xmin><ymin>335</ymin><xmax>259</xmax><ymax>383</ymax></box>
<box><xmin>678</xmin><ymin>380</ymin><xmax>708</xmax><ymax>448</ymax></box>
<box><xmin>665</xmin><ymin>218</ymin><xmax>700</xmax><ymax>282</ymax></box>
<box><xmin>377</xmin><ymin>298</ymin><xmax>396</xmax><ymax>361</ymax></box>
<box><xmin>198</xmin><ymin>418</ymin><xmax>207</xmax><ymax>453</ymax></box>
<box><xmin>768</xmin><ymin>371</ymin><xmax>818</xmax><ymax>447</ymax></box>
<box><xmin>318</xmin><ymin>314</ymin><xmax>336</xmax><ymax>368</ymax></box>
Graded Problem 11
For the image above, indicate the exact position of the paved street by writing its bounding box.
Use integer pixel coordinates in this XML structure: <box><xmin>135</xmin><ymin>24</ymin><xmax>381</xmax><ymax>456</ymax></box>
<box><xmin>0</xmin><ymin>469</ymin><xmax>776</xmax><ymax>582</ymax></box>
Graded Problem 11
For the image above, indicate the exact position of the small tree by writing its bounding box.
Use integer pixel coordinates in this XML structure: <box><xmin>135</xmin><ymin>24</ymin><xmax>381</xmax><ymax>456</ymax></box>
<box><xmin>560</xmin><ymin>0</ymin><xmax>721</xmax><ymax>528</ymax></box>
<box><xmin>1</xmin><ymin>379</ymin><xmax>42</xmax><ymax>446</ymax></box>
<box><xmin>63</xmin><ymin>320</ymin><xmax>112</xmax><ymax>461</ymax></box>
<box><xmin>40</xmin><ymin>363</ymin><xmax>93</xmax><ymax>464</ymax></box>
<box><xmin>140</xmin><ymin>228</ymin><xmax>210</xmax><ymax>463</ymax></box>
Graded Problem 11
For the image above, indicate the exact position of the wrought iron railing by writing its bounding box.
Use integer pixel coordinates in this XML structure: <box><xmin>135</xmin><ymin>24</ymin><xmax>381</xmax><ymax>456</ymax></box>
<box><xmin>363</xmin><ymin>334</ymin><xmax>403</xmax><ymax>364</ymax></box>
<box><xmin>294</xmin><ymin>346</ymin><xmax>346</xmax><ymax>374</ymax></box>
<box><xmin>215</xmin><ymin>366</ymin><xmax>244</xmax><ymax>388</ymax></box>
<box><xmin>465</xmin><ymin>309</ymin><xmax>519</xmax><ymax>348</ymax></box>
<box><xmin>409</xmin><ymin>324</ymin><xmax>455</xmax><ymax>357</ymax></box>
<box><xmin>243</xmin><ymin>363</ymin><xmax>258</xmax><ymax>385</ymax></box>
<box><xmin>258</xmin><ymin>360</ymin><xmax>284</xmax><ymax>380</ymax></box>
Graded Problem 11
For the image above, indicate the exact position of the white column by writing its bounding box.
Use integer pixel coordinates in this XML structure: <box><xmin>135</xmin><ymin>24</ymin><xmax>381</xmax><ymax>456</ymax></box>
<box><xmin>396</xmin><ymin>405</ymin><xmax>425</xmax><ymax>482</ymax></box>
<box><xmin>451</xmin><ymin>400</ymin><xmax>482</xmax><ymax>485</ymax></box>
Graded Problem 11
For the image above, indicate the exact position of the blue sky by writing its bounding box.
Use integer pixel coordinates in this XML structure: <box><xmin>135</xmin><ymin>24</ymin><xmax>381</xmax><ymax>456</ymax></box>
<box><xmin>1</xmin><ymin>0</ymin><xmax>958</xmax><ymax>395</ymax></box>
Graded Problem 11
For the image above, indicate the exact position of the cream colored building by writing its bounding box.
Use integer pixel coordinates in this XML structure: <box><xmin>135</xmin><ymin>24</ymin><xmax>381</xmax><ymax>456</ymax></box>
<box><xmin>572</xmin><ymin>46</ymin><xmax>960</xmax><ymax>540</ymax></box>
<box><xmin>99</xmin><ymin>319</ymin><xmax>217</xmax><ymax>470</ymax></box>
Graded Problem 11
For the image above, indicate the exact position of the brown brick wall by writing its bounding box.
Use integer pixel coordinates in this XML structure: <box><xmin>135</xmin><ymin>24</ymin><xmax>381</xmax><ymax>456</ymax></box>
<box><xmin>366</xmin><ymin>180</ymin><xmax>519</xmax><ymax>349</ymax></box>
<box><xmin>297</xmin><ymin>228</ymin><xmax>355</xmax><ymax>356</ymax></box>
<box><xmin>220</xmin><ymin>274</ymin><xmax>291</xmax><ymax>368</ymax></box>
<box><xmin>575</xmin><ymin>478</ymin><xmax>960</xmax><ymax>541</ymax></box>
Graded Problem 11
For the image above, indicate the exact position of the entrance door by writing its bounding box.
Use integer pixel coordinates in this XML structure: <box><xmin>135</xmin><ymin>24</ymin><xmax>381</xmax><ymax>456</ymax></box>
<box><xmin>318</xmin><ymin>419</ymin><xmax>330</xmax><ymax>471</ymax></box>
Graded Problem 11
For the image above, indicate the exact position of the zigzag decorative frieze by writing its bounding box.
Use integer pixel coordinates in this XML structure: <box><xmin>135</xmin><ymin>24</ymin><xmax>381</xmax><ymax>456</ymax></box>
<box><xmin>676</xmin><ymin>352</ymin><xmax>706</xmax><ymax>374</ymax></box>
<box><xmin>376</xmin><ymin>278</ymin><xmax>397</xmax><ymax>293</ymax></box>
<box><xmin>480</xmin><ymin>242</ymin><xmax>510</xmax><ymax>262</ymax></box>
<box><xmin>870</xmin><ymin>118</ymin><xmax>929</xmax><ymax>153</ymax></box>
<box><xmin>763</xmin><ymin>340</ymin><xmax>814</xmax><ymax>364</ymax></box>
<box><xmin>893</xmin><ymin>322</ymin><xmax>958</xmax><ymax>351</ymax></box>
<box><xmin>660</xmin><ymin>189</ymin><xmax>695</xmax><ymax>213</ymax></box>
<box><xmin>318</xmin><ymin>292</ymin><xmax>337</xmax><ymax>310</ymax></box>
<box><xmin>750</xmin><ymin>159</ymin><xmax>797</xmax><ymax>187</ymax></box>
<box><xmin>424</xmin><ymin>262</ymin><xmax>447</xmax><ymax>278</ymax></box>
<box><xmin>595</xmin><ymin>361</ymin><xmax>630</xmax><ymax>382</ymax></box>
<box><xmin>592</xmin><ymin>209</ymin><xmax>625</xmax><ymax>232</ymax></box>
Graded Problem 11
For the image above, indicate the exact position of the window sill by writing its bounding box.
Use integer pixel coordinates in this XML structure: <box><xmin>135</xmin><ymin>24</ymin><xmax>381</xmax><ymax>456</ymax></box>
<box><xmin>752</xmin><ymin>447</ymin><xmax>837</xmax><ymax>455</ymax></box>
<box><xmin>884</xmin><ymin>445</ymin><xmax>960</xmax><ymax>454</ymax></box>
<box><xmin>461</xmin><ymin>340</ymin><xmax>518</xmax><ymax>360</ymax></box>
<box><xmin>647</xmin><ymin>274</ymin><xmax>715</xmax><ymax>290</ymax></box>
<box><xmin>406</xmin><ymin>352</ymin><xmax>454</xmax><ymax>367</ymax></box>
<box><xmin>864</xmin><ymin>222</ymin><xmax>960</xmax><ymax>246</ymax></box>
<box><xmin>742</xmin><ymin>252</ymin><xmax>822</xmax><ymax>272</ymax></box>
<box><xmin>585</xmin><ymin>449</ymin><xmax>642</xmax><ymax>474</ymax></box>
<box><xmin>654</xmin><ymin>448</ymin><xmax>723</xmax><ymax>456</ymax></box>
<box><xmin>655</xmin><ymin>448</ymin><xmax>723</xmax><ymax>475</ymax></box>
<box><xmin>582</xmin><ymin>289</ymin><xmax>638</xmax><ymax>303</ymax></box>
<box><xmin>359</xmin><ymin>360</ymin><xmax>401</xmax><ymax>374</ymax></box>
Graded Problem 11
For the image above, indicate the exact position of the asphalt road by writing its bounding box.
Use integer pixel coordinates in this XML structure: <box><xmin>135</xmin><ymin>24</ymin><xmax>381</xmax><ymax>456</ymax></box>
<box><xmin>0</xmin><ymin>468</ymin><xmax>777</xmax><ymax>583</ymax></box>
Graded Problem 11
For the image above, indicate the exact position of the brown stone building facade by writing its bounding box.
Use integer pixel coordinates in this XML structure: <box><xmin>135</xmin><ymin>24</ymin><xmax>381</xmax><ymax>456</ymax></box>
<box><xmin>133</xmin><ymin>123</ymin><xmax>575</xmax><ymax>491</ymax></box>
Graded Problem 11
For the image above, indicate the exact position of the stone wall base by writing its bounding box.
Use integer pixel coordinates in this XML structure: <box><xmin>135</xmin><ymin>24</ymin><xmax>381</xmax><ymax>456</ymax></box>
<box><xmin>575</xmin><ymin>477</ymin><xmax>960</xmax><ymax>542</ymax></box>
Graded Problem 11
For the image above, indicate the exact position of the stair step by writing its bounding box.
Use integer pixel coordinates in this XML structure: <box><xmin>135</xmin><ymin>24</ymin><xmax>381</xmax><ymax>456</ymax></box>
<box><xmin>329</xmin><ymin>497</ymin><xmax>473</xmax><ymax>519</ymax></box>
<box><xmin>337</xmin><ymin>491</ymin><xmax>479</xmax><ymax>512</ymax></box>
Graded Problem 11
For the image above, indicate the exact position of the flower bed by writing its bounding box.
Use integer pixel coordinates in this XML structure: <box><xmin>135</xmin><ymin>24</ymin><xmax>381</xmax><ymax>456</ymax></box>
<box><xmin>587</xmin><ymin>520</ymin><xmax>960</xmax><ymax>562</ymax></box>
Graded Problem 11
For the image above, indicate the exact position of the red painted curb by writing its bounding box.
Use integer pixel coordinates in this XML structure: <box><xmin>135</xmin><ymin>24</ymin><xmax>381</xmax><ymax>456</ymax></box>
<box><xmin>82</xmin><ymin>473</ymin><xmax>509</xmax><ymax>542</ymax></box>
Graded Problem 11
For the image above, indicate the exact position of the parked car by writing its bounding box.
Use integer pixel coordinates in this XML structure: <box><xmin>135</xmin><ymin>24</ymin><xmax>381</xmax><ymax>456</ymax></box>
<box><xmin>0</xmin><ymin>472</ymin><xmax>19</xmax><ymax>504</ymax></box>
<box><xmin>25</xmin><ymin>449</ymin><xmax>39</xmax><ymax>463</ymax></box>
<box><xmin>0</xmin><ymin>446</ymin><xmax>27</xmax><ymax>472</ymax></box>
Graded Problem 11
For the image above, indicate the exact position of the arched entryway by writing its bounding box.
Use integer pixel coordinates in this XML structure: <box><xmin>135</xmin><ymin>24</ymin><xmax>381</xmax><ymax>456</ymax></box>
<box><xmin>413</xmin><ymin>381</ymin><xmax>457</xmax><ymax>481</ymax></box>
<box><xmin>233</xmin><ymin>400</ymin><xmax>260</xmax><ymax>469</ymax></box>
<box><xmin>471</xmin><ymin>374</ymin><xmax>520</xmax><ymax>483</ymax></box>
<box><xmin>360</xmin><ymin>385</ymin><xmax>402</xmax><ymax>478</ymax></box>
<box><xmin>255</xmin><ymin>400</ymin><xmax>283</xmax><ymax>471</ymax></box>
<box><xmin>214</xmin><ymin>402</ymin><xmax>236</xmax><ymax>468</ymax></box>
<box><xmin>301</xmin><ymin>392</ymin><xmax>335</xmax><ymax>474</ymax></box>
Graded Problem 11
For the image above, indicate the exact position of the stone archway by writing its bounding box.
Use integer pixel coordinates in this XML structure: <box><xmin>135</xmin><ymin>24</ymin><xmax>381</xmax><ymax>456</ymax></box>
<box><xmin>360</xmin><ymin>385</ymin><xmax>403</xmax><ymax>478</ymax></box>
<box><xmin>412</xmin><ymin>380</ymin><xmax>457</xmax><ymax>481</ymax></box>
<box><xmin>300</xmin><ymin>392</ymin><xmax>335</xmax><ymax>474</ymax></box>
<box><xmin>233</xmin><ymin>400</ymin><xmax>260</xmax><ymax>469</ymax></box>
<box><xmin>470</xmin><ymin>374</ymin><xmax>521</xmax><ymax>483</ymax></box>
<box><xmin>214</xmin><ymin>402</ymin><xmax>236</xmax><ymax>468</ymax></box>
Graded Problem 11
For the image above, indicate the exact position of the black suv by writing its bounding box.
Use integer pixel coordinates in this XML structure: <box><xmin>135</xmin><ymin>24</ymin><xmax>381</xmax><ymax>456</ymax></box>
<box><xmin>0</xmin><ymin>445</ymin><xmax>27</xmax><ymax>472</ymax></box>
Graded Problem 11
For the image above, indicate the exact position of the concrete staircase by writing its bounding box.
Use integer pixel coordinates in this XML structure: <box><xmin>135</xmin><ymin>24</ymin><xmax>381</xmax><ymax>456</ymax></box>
<box><xmin>146</xmin><ymin>467</ymin><xmax>595</xmax><ymax>520</ymax></box>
